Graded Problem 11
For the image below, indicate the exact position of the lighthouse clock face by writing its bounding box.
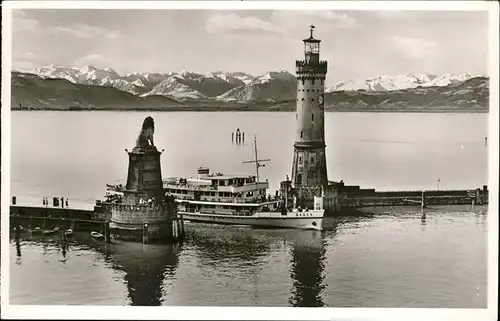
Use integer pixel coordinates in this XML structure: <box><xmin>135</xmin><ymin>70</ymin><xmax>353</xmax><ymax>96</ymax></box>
<box><xmin>318</xmin><ymin>94</ymin><xmax>324</xmax><ymax>108</ymax></box>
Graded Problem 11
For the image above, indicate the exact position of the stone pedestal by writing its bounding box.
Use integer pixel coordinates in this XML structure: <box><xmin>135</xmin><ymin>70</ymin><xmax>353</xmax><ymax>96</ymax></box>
<box><xmin>109</xmin><ymin>117</ymin><xmax>183</xmax><ymax>244</ymax></box>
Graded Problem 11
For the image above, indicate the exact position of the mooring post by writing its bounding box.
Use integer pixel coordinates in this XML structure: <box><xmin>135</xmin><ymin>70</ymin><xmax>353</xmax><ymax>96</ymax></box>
<box><xmin>176</xmin><ymin>220</ymin><xmax>182</xmax><ymax>240</ymax></box>
<box><xmin>172</xmin><ymin>219</ymin><xmax>178</xmax><ymax>241</ymax></box>
<box><xmin>179</xmin><ymin>214</ymin><xmax>185</xmax><ymax>238</ymax></box>
<box><xmin>143</xmin><ymin>223</ymin><xmax>149</xmax><ymax>244</ymax></box>
<box><xmin>12</xmin><ymin>196</ymin><xmax>17</xmax><ymax>205</ymax></box>
<box><xmin>104</xmin><ymin>221</ymin><xmax>110</xmax><ymax>244</ymax></box>
<box><xmin>15</xmin><ymin>218</ymin><xmax>21</xmax><ymax>240</ymax></box>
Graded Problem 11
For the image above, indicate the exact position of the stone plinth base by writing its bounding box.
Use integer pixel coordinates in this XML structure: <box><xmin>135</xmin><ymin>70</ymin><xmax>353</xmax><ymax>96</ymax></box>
<box><xmin>110</xmin><ymin>203</ymin><xmax>183</xmax><ymax>244</ymax></box>
<box><xmin>110</xmin><ymin>221</ymin><xmax>172</xmax><ymax>243</ymax></box>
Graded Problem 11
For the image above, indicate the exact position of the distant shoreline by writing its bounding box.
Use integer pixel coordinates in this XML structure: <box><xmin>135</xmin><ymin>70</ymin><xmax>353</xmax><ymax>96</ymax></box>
<box><xmin>10</xmin><ymin>107</ymin><xmax>489</xmax><ymax>113</ymax></box>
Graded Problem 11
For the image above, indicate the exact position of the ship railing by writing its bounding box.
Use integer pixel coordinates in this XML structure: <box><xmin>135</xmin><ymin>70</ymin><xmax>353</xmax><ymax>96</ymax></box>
<box><xmin>163</xmin><ymin>182</ymin><xmax>265</xmax><ymax>191</ymax></box>
<box><xmin>164</xmin><ymin>183</ymin><xmax>217</xmax><ymax>191</ymax></box>
<box><xmin>175</xmin><ymin>195</ymin><xmax>281</xmax><ymax>204</ymax></box>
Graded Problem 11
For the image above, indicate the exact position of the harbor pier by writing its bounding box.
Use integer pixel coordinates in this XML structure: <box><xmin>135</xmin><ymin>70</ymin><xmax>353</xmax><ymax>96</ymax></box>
<box><xmin>332</xmin><ymin>183</ymin><xmax>489</xmax><ymax>210</ymax></box>
<box><xmin>10</xmin><ymin>206</ymin><xmax>110</xmax><ymax>242</ymax></box>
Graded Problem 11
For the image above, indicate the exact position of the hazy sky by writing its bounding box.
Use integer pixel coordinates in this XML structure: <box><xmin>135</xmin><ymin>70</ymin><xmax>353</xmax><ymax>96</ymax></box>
<box><xmin>11</xmin><ymin>9</ymin><xmax>489</xmax><ymax>85</ymax></box>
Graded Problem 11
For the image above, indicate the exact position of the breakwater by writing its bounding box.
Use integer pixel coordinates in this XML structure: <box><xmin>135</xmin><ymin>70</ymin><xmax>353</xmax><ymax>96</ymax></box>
<box><xmin>335</xmin><ymin>183</ymin><xmax>488</xmax><ymax>209</ymax></box>
<box><xmin>9</xmin><ymin>205</ymin><xmax>109</xmax><ymax>237</ymax></box>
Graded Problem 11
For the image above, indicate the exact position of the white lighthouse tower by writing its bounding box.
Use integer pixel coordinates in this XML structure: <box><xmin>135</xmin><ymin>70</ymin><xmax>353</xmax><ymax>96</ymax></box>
<box><xmin>291</xmin><ymin>25</ymin><xmax>328</xmax><ymax>192</ymax></box>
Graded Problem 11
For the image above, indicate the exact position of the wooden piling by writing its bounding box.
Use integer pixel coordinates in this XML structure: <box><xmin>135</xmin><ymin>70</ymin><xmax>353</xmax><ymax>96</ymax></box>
<box><xmin>104</xmin><ymin>221</ymin><xmax>110</xmax><ymax>244</ymax></box>
<box><xmin>15</xmin><ymin>220</ymin><xmax>21</xmax><ymax>240</ymax></box>
<box><xmin>179</xmin><ymin>215</ymin><xmax>185</xmax><ymax>238</ymax></box>
<box><xmin>143</xmin><ymin>223</ymin><xmax>149</xmax><ymax>244</ymax></box>
<box><xmin>177</xmin><ymin>219</ymin><xmax>181</xmax><ymax>240</ymax></box>
<box><xmin>172</xmin><ymin>220</ymin><xmax>178</xmax><ymax>241</ymax></box>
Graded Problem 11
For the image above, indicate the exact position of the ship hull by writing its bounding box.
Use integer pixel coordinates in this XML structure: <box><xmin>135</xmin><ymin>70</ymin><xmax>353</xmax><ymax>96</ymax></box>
<box><xmin>180</xmin><ymin>211</ymin><xmax>324</xmax><ymax>230</ymax></box>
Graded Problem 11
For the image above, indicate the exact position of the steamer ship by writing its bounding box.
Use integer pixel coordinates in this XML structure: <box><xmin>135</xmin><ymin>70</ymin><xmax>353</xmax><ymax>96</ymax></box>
<box><xmin>162</xmin><ymin>137</ymin><xmax>325</xmax><ymax>230</ymax></box>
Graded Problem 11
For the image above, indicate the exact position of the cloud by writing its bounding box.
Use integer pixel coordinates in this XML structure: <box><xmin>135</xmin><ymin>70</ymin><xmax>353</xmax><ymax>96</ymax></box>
<box><xmin>12</xmin><ymin>60</ymin><xmax>37</xmax><ymax>71</ymax></box>
<box><xmin>12</xmin><ymin>10</ymin><xmax>120</xmax><ymax>40</ymax></box>
<box><xmin>48</xmin><ymin>24</ymin><xmax>120</xmax><ymax>39</ymax></box>
<box><xmin>12</xmin><ymin>51</ymin><xmax>38</xmax><ymax>71</ymax></box>
<box><xmin>12</xmin><ymin>9</ymin><xmax>40</xmax><ymax>32</ymax></box>
<box><xmin>74</xmin><ymin>54</ymin><xmax>106</xmax><ymax>66</ymax></box>
<box><xmin>375</xmin><ymin>11</ymin><xmax>407</xmax><ymax>19</ymax></box>
<box><xmin>392</xmin><ymin>36</ymin><xmax>436</xmax><ymax>59</ymax></box>
<box><xmin>271</xmin><ymin>10</ymin><xmax>358</xmax><ymax>30</ymax></box>
<box><xmin>14</xmin><ymin>51</ymin><xmax>36</xmax><ymax>60</ymax></box>
<box><xmin>206</xmin><ymin>13</ymin><xmax>287</xmax><ymax>35</ymax></box>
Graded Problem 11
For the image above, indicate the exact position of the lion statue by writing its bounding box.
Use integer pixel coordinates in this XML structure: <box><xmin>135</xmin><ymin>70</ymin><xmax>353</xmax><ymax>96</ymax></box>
<box><xmin>135</xmin><ymin>116</ymin><xmax>156</xmax><ymax>149</ymax></box>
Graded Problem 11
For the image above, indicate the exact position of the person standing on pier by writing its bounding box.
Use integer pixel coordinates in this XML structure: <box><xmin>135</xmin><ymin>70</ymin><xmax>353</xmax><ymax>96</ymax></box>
<box><xmin>65</xmin><ymin>198</ymin><xmax>69</xmax><ymax>207</ymax></box>
<box><xmin>61</xmin><ymin>197</ymin><xmax>65</xmax><ymax>208</ymax></box>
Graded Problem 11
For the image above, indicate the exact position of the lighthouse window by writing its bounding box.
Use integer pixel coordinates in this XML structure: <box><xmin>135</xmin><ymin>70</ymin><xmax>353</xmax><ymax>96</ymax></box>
<box><xmin>312</xmin><ymin>98</ymin><xmax>315</xmax><ymax>101</ymax></box>
<box><xmin>299</xmin><ymin>156</ymin><xmax>303</xmax><ymax>164</ymax></box>
<box><xmin>301</xmin><ymin>98</ymin><xmax>304</xmax><ymax>101</ymax></box>
<box><xmin>301</xmin><ymin>79</ymin><xmax>305</xmax><ymax>85</ymax></box>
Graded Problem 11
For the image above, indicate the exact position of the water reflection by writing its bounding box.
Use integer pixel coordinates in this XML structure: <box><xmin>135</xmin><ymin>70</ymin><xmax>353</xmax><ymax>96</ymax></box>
<box><xmin>81</xmin><ymin>238</ymin><xmax>181</xmax><ymax>306</ymax></box>
<box><xmin>16</xmin><ymin>238</ymin><xmax>22</xmax><ymax>257</ymax></box>
<box><xmin>187</xmin><ymin>224</ymin><xmax>272</xmax><ymax>268</ymax></box>
<box><xmin>288</xmin><ymin>228</ymin><xmax>331</xmax><ymax>307</ymax></box>
<box><xmin>421</xmin><ymin>209</ymin><xmax>427</xmax><ymax>230</ymax></box>
<box><xmin>13</xmin><ymin>234</ymin><xmax>181</xmax><ymax>306</ymax></box>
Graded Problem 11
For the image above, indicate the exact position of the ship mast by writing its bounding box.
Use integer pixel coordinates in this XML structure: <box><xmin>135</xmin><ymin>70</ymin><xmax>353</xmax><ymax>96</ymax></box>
<box><xmin>242</xmin><ymin>135</ymin><xmax>271</xmax><ymax>183</ymax></box>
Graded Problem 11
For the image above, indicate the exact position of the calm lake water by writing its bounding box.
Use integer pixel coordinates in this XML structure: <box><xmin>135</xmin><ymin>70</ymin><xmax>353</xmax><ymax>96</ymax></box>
<box><xmin>9</xmin><ymin>111</ymin><xmax>489</xmax><ymax>307</ymax></box>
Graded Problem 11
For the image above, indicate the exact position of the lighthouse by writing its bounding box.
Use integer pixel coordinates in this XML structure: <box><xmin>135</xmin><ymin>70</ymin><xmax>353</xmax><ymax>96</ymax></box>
<box><xmin>291</xmin><ymin>25</ymin><xmax>328</xmax><ymax>193</ymax></box>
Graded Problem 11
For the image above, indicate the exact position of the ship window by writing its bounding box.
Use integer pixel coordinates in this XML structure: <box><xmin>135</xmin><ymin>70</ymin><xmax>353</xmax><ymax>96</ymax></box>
<box><xmin>321</xmin><ymin>79</ymin><xmax>324</xmax><ymax>85</ymax></box>
<box><xmin>301</xmin><ymin>79</ymin><xmax>305</xmax><ymax>85</ymax></box>
<box><xmin>312</xmin><ymin>113</ymin><xmax>314</xmax><ymax>121</ymax></box>
<box><xmin>312</xmin><ymin>79</ymin><xmax>315</xmax><ymax>85</ymax></box>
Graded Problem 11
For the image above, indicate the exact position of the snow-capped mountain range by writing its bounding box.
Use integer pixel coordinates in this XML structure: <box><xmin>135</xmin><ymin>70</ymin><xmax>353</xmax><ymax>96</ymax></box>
<box><xmin>24</xmin><ymin>64</ymin><xmax>484</xmax><ymax>102</ymax></box>
<box><xmin>326</xmin><ymin>73</ymin><xmax>483</xmax><ymax>93</ymax></box>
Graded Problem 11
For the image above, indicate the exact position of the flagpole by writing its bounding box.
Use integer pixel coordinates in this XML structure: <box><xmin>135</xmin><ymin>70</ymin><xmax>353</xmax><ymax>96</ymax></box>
<box><xmin>437</xmin><ymin>178</ymin><xmax>440</xmax><ymax>190</ymax></box>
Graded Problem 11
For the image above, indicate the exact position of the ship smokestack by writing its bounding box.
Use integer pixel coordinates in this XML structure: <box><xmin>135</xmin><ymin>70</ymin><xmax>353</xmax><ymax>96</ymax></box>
<box><xmin>197</xmin><ymin>167</ymin><xmax>210</xmax><ymax>179</ymax></box>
